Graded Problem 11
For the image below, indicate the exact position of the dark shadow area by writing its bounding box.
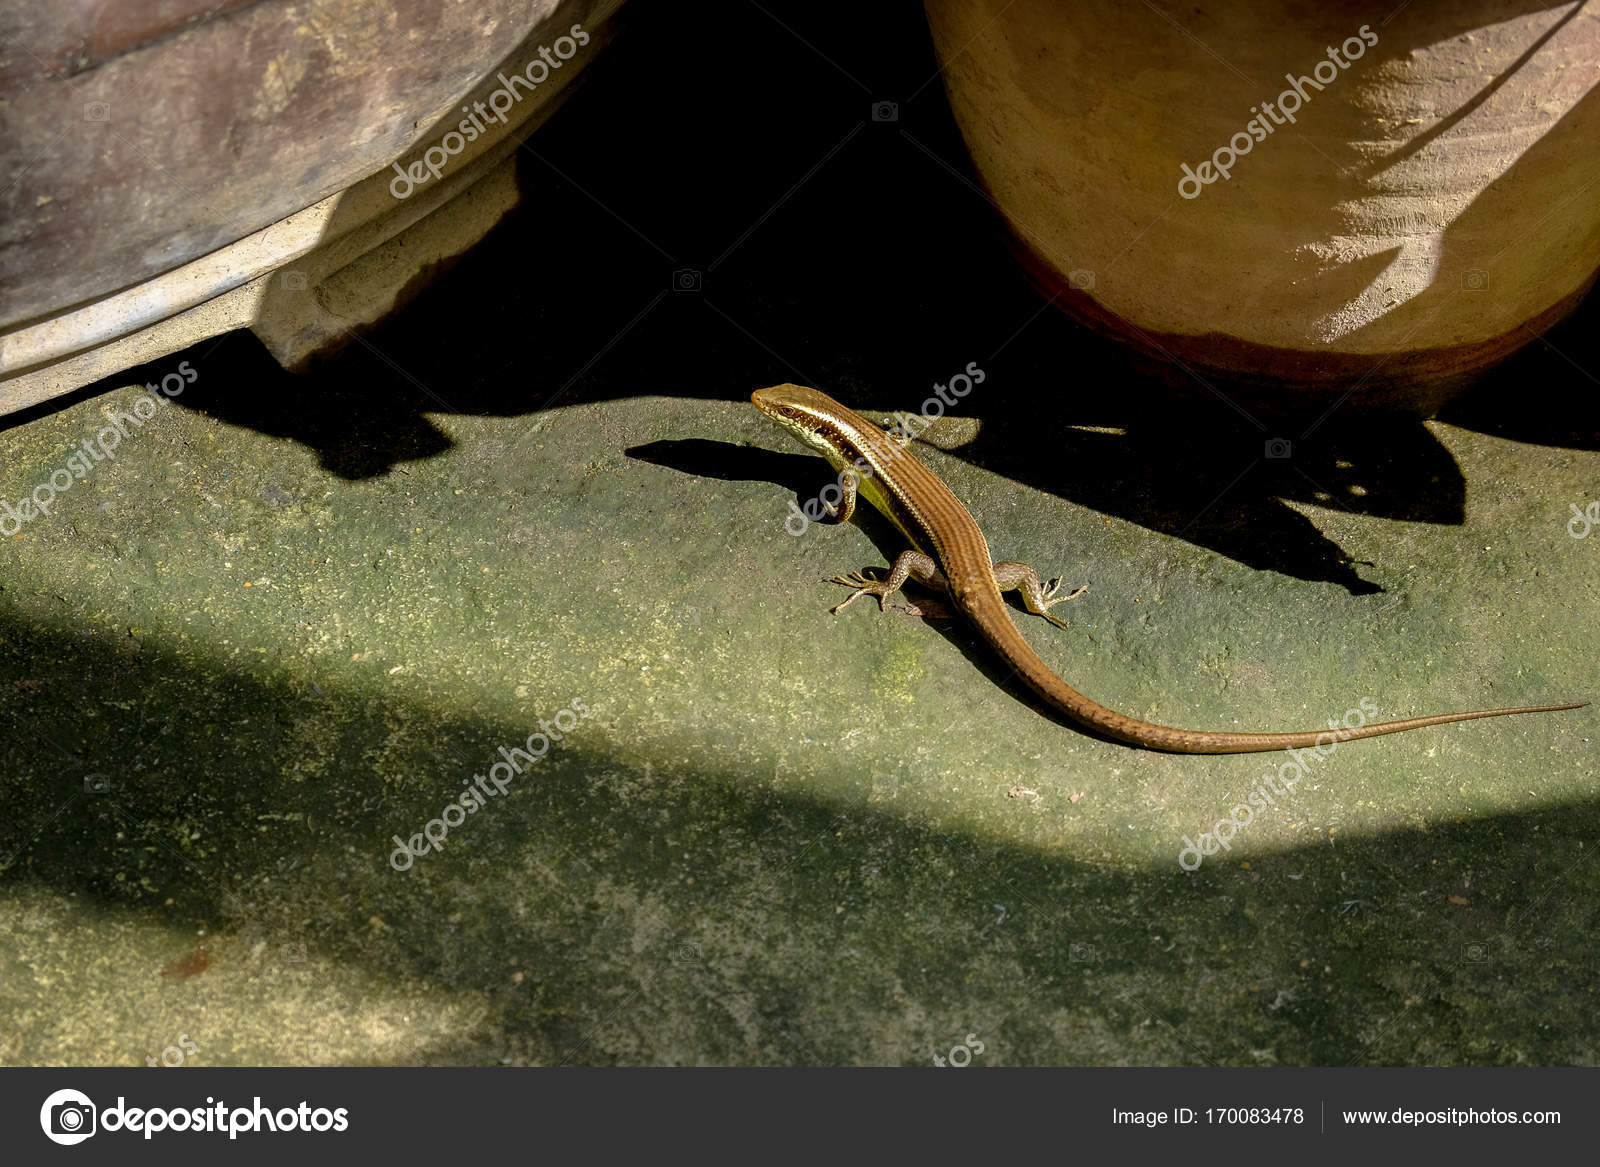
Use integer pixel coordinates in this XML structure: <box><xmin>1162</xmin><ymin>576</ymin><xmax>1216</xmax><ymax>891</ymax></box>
<box><xmin>1441</xmin><ymin>311</ymin><xmax>1600</xmax><ymax>451</ymax></box>
<box><xmin>2</xmin><ymin>603</ymin><xmax>1597</xmax><ymax>1065</ymax></box>
<box><xmin>8</xmin><ymin>1</ymin><xmax>1595</xmax><ymax>594</ymax></box>
<box><xmin>626</xmin><ymin>439</ymin><xmax>839</xmax><ymax>517</ymax></box>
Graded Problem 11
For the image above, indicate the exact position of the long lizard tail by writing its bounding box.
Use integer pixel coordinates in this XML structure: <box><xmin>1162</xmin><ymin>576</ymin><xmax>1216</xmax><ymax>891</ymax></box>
<box><xmin>968</xmin><ymin>588</ymin><xmax>1587</xmax><ymax>754</ymax></box>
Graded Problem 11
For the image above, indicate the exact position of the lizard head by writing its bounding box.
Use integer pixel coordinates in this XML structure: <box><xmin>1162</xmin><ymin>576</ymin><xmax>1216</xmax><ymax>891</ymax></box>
<box><xmin>751</xmin><ymin>383</ymin><xmax>878</xmax><ymax>467</ymax></box>
<box><xmin>751</xmin><ymin>383</ymin><xmax>924</xmax><ymax>546</ymax></box>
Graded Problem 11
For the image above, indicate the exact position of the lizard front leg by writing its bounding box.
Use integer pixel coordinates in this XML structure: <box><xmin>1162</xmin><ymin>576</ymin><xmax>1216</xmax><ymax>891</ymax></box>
<box><xmin>830</xmin><ymin>550</ymin><xmax>947</xmax><ymax>614</ymax></box>
<box><xmin>819</xmin><ymin>467</ymin><xmax>862</xmax><ymax>524</ymax></box>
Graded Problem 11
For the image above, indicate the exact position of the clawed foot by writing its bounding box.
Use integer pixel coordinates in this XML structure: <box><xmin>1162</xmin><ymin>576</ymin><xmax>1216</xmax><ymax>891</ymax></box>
<box><xmin>829</xmin><ymin>571</ymin><xmax>893</xmax><ymax>614</ymax></box>
<box><xmin>1038</xmin><ymin>578</ymin><xmax>1087</xmax><ymax>630</ymax></box>
<box><xmin>1044</xmin><ymin>577</ymin><xmax>1088</xmax><ymax>603</ymax></box>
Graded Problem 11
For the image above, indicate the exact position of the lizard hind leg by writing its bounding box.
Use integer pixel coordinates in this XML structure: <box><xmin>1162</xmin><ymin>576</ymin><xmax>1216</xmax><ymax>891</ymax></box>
<box><xmin>829</xmin><ymin>550</ymin><xmax>946</xmax><ymax>614</ymax></box>
<box><xmin>993</xmin><ymin>561</ymin><xmax>1087</xmax><ymax>630</ymax></box>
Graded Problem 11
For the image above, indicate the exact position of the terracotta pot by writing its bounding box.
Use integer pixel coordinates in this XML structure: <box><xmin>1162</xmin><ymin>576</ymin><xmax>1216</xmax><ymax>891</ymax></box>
<box><xmin>924</xmin><ymin>0</ymin><xmax>1600</xmax><ymax>409</ymax></box>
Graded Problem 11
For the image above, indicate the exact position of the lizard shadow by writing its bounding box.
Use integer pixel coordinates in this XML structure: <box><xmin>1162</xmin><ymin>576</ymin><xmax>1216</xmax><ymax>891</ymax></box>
<box><xmin>625</xmin><ymin>439</ymin><xmax>838</xmax><ymax>519</ymax></box>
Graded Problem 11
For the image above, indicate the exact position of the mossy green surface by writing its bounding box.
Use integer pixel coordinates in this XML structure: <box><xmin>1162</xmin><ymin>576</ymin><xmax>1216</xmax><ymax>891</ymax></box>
<box><xmin>4</xmin><ymin>0</ymin><xmax>1598</xmax><ymax>1068</ymax></box>
<box><xmin>1</xmin><ymin>368</ymin><xmax>1594</xmax><ymax>1066</ymax></box>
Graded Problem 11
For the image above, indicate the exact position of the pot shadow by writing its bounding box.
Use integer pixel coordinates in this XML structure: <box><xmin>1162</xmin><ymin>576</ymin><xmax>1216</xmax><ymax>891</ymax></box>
<box><xmin>2</xmin><ymin>604</ymin><xmax>1597</xmax><ymax>1065</ymax></box>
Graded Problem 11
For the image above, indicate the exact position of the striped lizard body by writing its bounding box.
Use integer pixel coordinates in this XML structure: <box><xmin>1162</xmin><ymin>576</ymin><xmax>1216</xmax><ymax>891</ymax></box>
<box><xmin>751</xmin><ymin>382</ymin><xmax>1585</xmax><ymax>754</ymax></box>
